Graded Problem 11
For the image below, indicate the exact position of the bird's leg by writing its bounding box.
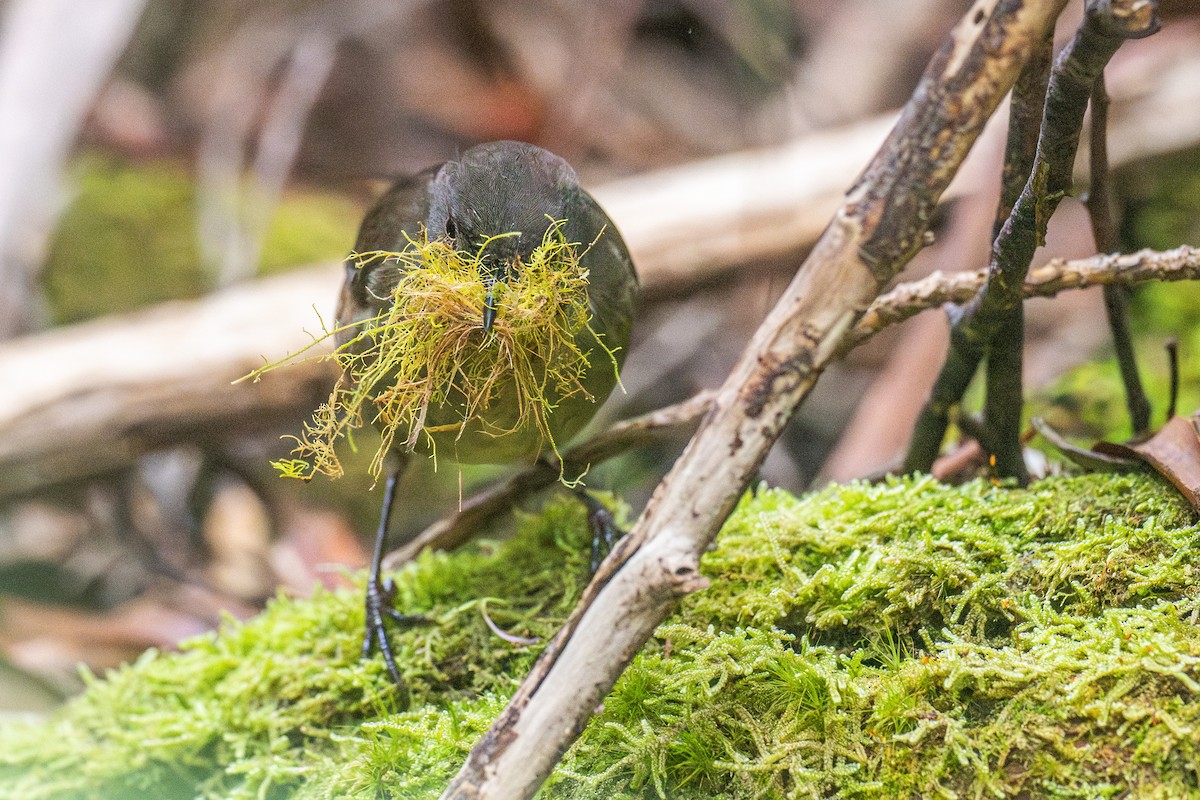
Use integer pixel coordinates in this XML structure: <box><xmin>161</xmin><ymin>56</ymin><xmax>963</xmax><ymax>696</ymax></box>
<box><xmin>572</xmin><ymin>488</ymin><xmax>623</xmax><ymax>573</ymax></box>
<box><xmin>362</xmin><ymin>460</ymin><xmax>427</xmax><ymax>692</ymax></box>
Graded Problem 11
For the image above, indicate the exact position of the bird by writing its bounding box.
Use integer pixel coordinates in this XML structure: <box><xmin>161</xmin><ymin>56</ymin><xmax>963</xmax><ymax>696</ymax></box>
<box><xmin>334</xmin><ymin>140</ymin><xmax>638</xmax><ymax>689</ymax></box>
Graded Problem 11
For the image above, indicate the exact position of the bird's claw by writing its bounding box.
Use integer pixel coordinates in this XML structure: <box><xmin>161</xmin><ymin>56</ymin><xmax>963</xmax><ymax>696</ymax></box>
<box><xmin>362</xmin><ymin>575</ymin><xmax>429</xmax><ymax>697</ymax></box>
<box><xmin>576</xmin><ymin>491</ymin><xmax>623</xmax><ymax>573</ymax></box>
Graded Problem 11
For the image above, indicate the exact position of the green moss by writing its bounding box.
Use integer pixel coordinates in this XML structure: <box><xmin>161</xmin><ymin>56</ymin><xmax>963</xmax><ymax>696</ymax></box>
<box><xmin>42</xmin><ymin>156</ymin><xmax>361</xmax><ymax>324</ymax></box>
<box><xmin>3</xmin><ymin>474</ymin><xmax>1200</xmax><ymax>799</ymax></box>
<box><xmin>258</xmin><ymin>191</ymin><xmax>362</xmax><ymax>277</ymax></box>
<box><xmin>44</xmin><ymin>157</ymin><xmax>207</xmax><ymax>324</ymax></box>
<box><xmin>1033</xmin><ymin>338</ymin><xmax>1200</xmax><ymax>445</ymax></box>
<box><xmin>1118</xmin><ymin>148</ymin><xmax>1200</xmax><ymax>257</ymax></box>
<box><xmin>1117</xmin><ymin>147</ymin><xmax>1200</xmax><ymax>347</ymax></box>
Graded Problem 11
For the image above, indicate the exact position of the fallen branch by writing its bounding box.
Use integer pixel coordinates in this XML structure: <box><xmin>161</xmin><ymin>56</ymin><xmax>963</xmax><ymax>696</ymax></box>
<box><xmin>0</xmin><ymin>267</ymin><xmax>342</xmax><ymax>498</ymax></box>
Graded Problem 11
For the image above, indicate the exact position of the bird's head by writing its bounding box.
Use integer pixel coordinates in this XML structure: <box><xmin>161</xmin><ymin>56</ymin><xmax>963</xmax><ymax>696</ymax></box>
<box><xmin>428</xmin><ymin>141</ymin><xmax>579</xmax><ymax>331</ymax></box>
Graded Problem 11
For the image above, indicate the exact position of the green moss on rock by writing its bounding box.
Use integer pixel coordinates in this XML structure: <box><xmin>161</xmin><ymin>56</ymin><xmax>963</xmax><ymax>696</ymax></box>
<box><xmin>2</xmin><ymin>473</ymin><xmax>1199</xmax><ymax>799</ymax></box>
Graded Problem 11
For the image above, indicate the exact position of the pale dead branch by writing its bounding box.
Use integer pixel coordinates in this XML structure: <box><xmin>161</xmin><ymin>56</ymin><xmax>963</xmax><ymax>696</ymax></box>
<box><xmin>0</xmin><ymin>268</ymin><xmax>342</xmax><ymax>498</ymax></box>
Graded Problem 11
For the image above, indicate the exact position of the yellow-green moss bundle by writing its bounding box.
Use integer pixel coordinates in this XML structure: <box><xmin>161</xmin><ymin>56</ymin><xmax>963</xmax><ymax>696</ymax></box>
<box><xmin>253</xmin><ymin>219</ymin><xmax>605</xmax><ymax>481</ymax></box>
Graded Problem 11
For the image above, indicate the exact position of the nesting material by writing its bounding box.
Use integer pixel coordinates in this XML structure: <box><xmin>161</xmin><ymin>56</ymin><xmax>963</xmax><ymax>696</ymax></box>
<box><xmin>251</xmin><ymin>219</ymin><xmax>610</xmax><ymax>481</ymax></box>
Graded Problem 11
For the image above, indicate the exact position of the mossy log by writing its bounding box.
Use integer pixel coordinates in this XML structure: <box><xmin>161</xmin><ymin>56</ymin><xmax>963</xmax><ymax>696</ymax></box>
<box><xmin>2</xmin><ymin>472</ymin><xmax>1198</xmax><ymax>798</ymax></box>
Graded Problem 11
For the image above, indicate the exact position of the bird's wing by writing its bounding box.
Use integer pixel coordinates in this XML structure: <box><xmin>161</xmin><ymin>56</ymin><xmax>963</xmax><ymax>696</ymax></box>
<box><xmin>335</xmin><ymin>168</ymin><xmax>438</xmax><ymax>341</ymax></box>
<box><xmin>571</xmin><ymin>187</ymin><xmax>639</xmax><ymax>357</ymax></box>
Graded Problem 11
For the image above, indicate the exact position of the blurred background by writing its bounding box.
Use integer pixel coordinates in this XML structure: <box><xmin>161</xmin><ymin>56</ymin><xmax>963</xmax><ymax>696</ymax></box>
<box><xmin>2</xmin><ymin>0</ymin><xmax>1200</xmax><ymax>712</ymax></box>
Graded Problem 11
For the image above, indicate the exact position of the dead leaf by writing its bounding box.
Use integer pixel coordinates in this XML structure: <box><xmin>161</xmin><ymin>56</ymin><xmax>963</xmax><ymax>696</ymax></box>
<box><xmin>1093</xmin><ymin>415</ymin><xmax>1200</xmax><ymax>511</ymax></box>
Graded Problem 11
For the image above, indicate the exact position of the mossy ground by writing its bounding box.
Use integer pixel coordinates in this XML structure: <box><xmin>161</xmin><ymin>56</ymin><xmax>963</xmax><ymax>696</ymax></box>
<box><xmin>2</xmin><ymin>472</ymin><xmax>1199</xmax><ymax>799</ymax></box>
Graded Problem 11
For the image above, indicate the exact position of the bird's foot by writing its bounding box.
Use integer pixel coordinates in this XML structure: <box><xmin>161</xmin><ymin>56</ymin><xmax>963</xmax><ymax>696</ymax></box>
<box><xmin>574</xmin><ymin>490</ymin><xmax>623</xmax><ymax>573</ymax></box>
<box><xmin>362</xmin><ymin>576</ymin><xmax>429</xmax><ymax>695</ymax></box>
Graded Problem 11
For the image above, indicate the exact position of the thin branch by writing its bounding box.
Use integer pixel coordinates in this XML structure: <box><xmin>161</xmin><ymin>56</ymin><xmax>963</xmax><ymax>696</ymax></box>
<box><xmin>1165</xmin><ymin>338</ymin><xmax>1179</xmax><ymax>421</ymax></box>
<box><xmin>997</xmin><ymin>31</ymin><xmax>1055</xmax><ymax>234</ymax></box>
<box><xmin>1087</xmin><ymin>71</ymin><xmax>1152</xmax><ymax>436</ymax></box>
<box><xmin>1085</xmin><ymin>73</ymin><xmax>1119</xmax><ymax>252</ymax></box>
<box><xmin>853</xmin><ymin>245</ymin><xmax>1200</xmax><ymax>345</ymax></box>
<box><xmin>903</xmin><ymin>0</ymin><xmax>1160</xmax><ymax>478</ymax></box>
<box><xmin>983</xmin><ymin>27</ymin><xmax>1053</xmax><ymax>481</ymax></box>
<box><xmin>440</xmin><ymin>2</ymin><xmax>1071</xmax><ymax>797</ymax></box>
<box><xmin>899</xmin><ymin>33</ymin><xmax>1056</xmax><ymax>475</ymax></box>
<box><xmin>384</xmin><ymin>391</ymin><xmax>716</xmax><ymax>568</ymax></box>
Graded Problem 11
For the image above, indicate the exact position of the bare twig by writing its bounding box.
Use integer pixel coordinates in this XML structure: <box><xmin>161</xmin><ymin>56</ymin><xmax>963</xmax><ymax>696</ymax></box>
<box><xmin>851</xmin><ymin>246</ymin><xmax>1200</xmax><ymax>346</ymax></box>
<box><xmin>440</xmin><ymin>3</ymin><xmax>1071</xmax><ymax>797</ymax></box>
<box><xmin>1087</xmin><ymin>71</ymin><xmax>1152</xmax><ymax>436</ymax></box>
<box><xmin>1085</xmin><ymin>73</ymin><xmax>1119</xmax><ymax>253</ymax></box>
<box><xmin>997</xmin><ymin>32</ymin><xmax>1054</xmax><ymax>231</ymax></box>
<box><xmin>384</xmin><ymin>391</ymin><xmax>717</xmax><ymax>568</ymax></box>
<box><xmin>903</xmin><ymin>0</ymin><xmax>1160</xmax><ymax>479</ymax></box>
<box><xmin>1030</xmin><ymin>416</ymin><xmax>1140</xmax><ymax>470</ymax></box>
<box><xmin>983</xmin><ymin>28</ymin><xmax>1053</xmax><ymax>478</ymax></box>
<box><xmin>1166</xmin><ymin>338</ymin><xmax>1179</xmax><ymax>422</ymax></box>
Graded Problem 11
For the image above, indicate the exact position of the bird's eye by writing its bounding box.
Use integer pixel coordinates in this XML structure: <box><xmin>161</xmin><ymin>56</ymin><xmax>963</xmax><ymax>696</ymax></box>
<box><xmin>445</xmin><ymin>217</ymin><xmax>457</xmax><ymax>240</ymax></box>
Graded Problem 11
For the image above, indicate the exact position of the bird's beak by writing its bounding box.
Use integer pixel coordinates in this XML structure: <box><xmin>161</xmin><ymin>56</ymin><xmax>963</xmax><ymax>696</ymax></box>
<box><xmin>480</xmin><ymin>244</ymin><xmax>519</xmax><ymax>333</ymax></box>
<box><xmin>483</xmin><ymin>282</ymin><xmax>498</xmax><ymax>333</ymax></box>
<box><xmin>481</xmin><ymin>255</ymin><xmax>506</xmax><ymax>333</ymax></box>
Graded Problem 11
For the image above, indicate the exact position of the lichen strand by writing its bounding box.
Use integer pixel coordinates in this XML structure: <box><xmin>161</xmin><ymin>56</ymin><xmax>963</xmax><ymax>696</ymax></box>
<box><xmin>3</xmin><ymin>473</ymin><xmax>1200</xmax><ymax>799</ymax></box>
<box><xmin>262</xmin><ymin>220</ymin><xmax>608</xmax><ymax>482</ymax></box>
